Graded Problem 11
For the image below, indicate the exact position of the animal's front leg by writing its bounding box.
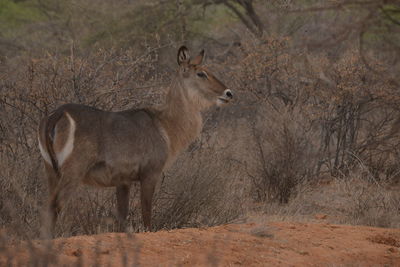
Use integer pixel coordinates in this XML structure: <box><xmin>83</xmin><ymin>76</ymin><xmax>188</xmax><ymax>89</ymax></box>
<box><xmin>140</xmin><ymin>173</ymin><xmax>159</xmax><ymax>231</ymax></box>
<box><xmin>116</xmin><ymin>184</ymin><xmax>131</xmax><ymax>232</ymax></box>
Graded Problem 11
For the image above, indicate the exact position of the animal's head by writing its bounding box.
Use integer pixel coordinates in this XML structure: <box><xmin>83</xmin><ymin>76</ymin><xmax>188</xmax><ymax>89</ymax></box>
<box><xmin>177</xmin><ymin>46</ymin><xmax>233</xmax><ymax>108</ymax></box>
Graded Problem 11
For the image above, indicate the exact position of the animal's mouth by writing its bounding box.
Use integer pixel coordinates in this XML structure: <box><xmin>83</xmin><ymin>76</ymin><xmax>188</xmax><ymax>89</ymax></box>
<box><xmin>218</xmin><ymin>97</ymin><xmax>230</xmax><ymax>103</ymax></box>
<box><xmin>217</xmin><ymin>97</ymin><xmax>231</xmax><ymax>107</ymax></box>
<box><xmin>217</xmin><ymin>89</ymin><xmax>233</xmax><ymax>106</ymax></box>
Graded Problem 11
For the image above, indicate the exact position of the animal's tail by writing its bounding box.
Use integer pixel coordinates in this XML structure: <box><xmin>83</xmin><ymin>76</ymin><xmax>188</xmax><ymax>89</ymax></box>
<box><xmin>38</xmin><ymin>109</ymin><xmax>65</xmax><ymax>177</ymax></box>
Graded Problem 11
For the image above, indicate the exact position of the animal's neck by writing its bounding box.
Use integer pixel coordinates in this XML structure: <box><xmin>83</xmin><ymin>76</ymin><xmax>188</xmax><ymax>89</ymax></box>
<box><xmin>157</xmin><ymin>76</ymin><xmax>203</xmax><ymax>160</ymax></box>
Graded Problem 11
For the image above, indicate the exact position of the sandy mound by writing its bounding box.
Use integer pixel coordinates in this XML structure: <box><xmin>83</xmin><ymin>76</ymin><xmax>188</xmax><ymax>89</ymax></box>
<box><xmin>2</xmin><ymin>222</ymin><xmax>399</xmax><ymax>266</ymax></box>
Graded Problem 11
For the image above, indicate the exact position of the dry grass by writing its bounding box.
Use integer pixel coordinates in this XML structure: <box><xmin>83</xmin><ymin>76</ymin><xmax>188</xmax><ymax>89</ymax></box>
<box><xmin>253</xmin><ymin>167</ymin><xmax>400</xmax><ymax>229</ymax></box>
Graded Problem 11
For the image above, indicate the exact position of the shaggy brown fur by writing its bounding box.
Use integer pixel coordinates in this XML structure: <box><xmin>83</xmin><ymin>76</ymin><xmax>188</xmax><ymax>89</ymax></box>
<box><xmin>38</xmin><ymin>46</ymin><xmax>233</xmax><ymax>238</ymax></box>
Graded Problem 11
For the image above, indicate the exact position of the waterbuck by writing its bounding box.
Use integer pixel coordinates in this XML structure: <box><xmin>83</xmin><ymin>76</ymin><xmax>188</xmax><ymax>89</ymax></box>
<box><xmin>38</xmin><ymin>46</ymin><xmax>233</xmax><ymax>237</ymax></box>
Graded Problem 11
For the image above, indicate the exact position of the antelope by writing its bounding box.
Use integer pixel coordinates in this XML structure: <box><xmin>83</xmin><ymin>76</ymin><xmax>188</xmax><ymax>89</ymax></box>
<box><xmin>38</xmin><ymin>46</ymin><xmax>233</xmax><ymax>237</ymax></box>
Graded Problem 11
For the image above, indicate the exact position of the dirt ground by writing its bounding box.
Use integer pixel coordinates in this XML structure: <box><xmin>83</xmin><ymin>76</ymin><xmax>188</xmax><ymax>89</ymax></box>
<box><xmin>1</xmin><ymin>221</ymin><xmax>399</xmax><ymax>266</ymax></box>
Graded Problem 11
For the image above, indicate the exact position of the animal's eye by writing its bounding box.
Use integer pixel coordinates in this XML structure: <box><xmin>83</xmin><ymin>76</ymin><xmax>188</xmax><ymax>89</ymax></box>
<box><xmin>197</xmin><ymin>72</ymin><xmax>207</xmax><ymax>78</ymax></box>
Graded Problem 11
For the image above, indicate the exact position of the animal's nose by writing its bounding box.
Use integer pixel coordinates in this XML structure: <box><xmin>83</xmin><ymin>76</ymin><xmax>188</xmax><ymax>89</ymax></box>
<box><xmin>224</xmin><ymin>89</ymin><xmax>233</xmax><ymax>99</ymax></box>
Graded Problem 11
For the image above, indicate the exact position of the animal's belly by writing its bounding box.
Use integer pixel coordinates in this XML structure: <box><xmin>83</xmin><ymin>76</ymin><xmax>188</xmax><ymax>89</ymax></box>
<box><xmin>82</xmin><ymin>161</ymin><xmax>138</xmax><ymax>187</ymax></box>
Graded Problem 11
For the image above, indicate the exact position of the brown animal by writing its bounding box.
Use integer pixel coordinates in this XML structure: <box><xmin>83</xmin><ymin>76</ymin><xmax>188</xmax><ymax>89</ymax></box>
<box><xmin>38</xmin><ymin>46</ymin><xmax>233</xmax><ymax>237</ymax></box>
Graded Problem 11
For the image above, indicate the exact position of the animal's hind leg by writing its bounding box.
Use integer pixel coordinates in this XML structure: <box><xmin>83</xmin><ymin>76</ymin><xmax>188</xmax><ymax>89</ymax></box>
<box><xmin>41</xmin><ymin>163</ymin><xmax>60</xmax><ymax>239</ymax></box>
<box><xmin>116</xmin><ymin>184</ymin><xmax>131</xmax><ymax>232</ymax></box>
<box><xmin>42</xmin><ymin>169</ymin><xmax>79</xmax><ymax>239</ymax></box>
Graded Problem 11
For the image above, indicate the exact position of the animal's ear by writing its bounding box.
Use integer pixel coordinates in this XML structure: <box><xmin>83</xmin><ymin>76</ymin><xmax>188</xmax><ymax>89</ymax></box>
<box><xmin>177</xmin><ymin>46</ymin><xmax>190</xmax><ymax>66</ymax></box>
<box><xmin>190</xmin><ymin>49</ymin><xmax>205</xmax><ymax>65</ymax></box>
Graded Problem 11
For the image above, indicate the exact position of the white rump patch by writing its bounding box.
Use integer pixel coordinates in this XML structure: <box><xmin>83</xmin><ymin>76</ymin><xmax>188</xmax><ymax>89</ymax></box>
<box><xmin>38</xmin><ymin>137</ymin><xmax>52</xmax><ymax>165</ymax></box>
<box><xmin>56</xmin><ymin>112</ymin><xmax>76</xmax><ymax>166</ymax></box>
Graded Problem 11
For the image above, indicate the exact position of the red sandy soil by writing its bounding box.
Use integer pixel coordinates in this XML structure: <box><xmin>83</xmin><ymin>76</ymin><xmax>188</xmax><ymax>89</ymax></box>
<box><xmin>1</xmin><ymin>221</ymin><xmax>400</xmax><ymax>266</ymax></box>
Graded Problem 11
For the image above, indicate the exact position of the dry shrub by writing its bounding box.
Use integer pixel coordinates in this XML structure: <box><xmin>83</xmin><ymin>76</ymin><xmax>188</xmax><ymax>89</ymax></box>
<box><xmin>303</xmin><ymin>49</ymin><xmax>400</xmax><ymax>178</ymax></box>
<box><xmin>221</xmin><ymin>32</ymin><xmax>400</xmax><ymax>224</ymax></box>
<box><xmin>249</xmin><ymin>107</ymin><xmax>317</xmax><ymax>204</ymax></box>
<box><xmin>218</xmin><ymin>34</ymin><xmax>315</xmax><ymax>205</ymax></box>
<box><xmin>337</xmin><ymin>166</ymin><xmax>400</xmax><ymax>228</ymax></box>
<box><xmin>154</xmin><ymin>151</ymin><xmax>245</xmax><ymax>229</ymax></box>
<box><xmin>253</xmin><ymin>168</ymin><xmax>400</xmax><ymax>229</ymax></box>
<box><xmin>235</xmin><ymin>32</ymin><xmax>400</xmax><ymax>178</ymax></box>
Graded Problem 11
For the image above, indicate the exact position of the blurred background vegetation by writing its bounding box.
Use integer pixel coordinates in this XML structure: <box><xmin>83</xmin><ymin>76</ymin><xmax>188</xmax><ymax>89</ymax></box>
<box><xmin>1</xmin><ymin>0</ymin><xmax>400</xmax><ymax>240</ymax></box>
<box><xmin>0</xmin><ymin>0</ymin><xmax>399</xmax><ymax>56</ymax></box>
